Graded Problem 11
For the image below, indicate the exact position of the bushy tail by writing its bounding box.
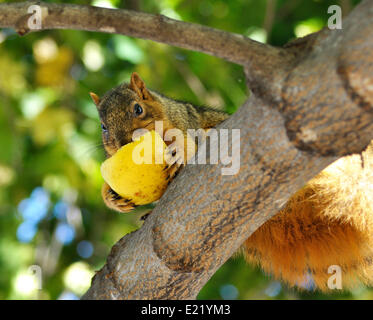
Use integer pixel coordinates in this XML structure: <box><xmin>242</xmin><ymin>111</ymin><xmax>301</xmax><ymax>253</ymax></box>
<box><xmin>243</xmin><ymin>142</ymin><xmax>373</xmax><ymax>291</ymax></box>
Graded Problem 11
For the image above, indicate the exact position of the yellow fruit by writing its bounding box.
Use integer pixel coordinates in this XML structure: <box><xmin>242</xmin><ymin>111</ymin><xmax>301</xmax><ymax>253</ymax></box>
<box><xmin>100</xmin><ymin>130</ymin><xmax>169</xmax><ymax>205</ymax></box>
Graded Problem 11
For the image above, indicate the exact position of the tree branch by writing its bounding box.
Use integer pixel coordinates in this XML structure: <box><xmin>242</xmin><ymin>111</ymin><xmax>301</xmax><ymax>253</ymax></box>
<box><xmin>0</xmin><ymin>1</ymin><xmax>288</xmax><ymax>81</ymax></box>
<box><xmin>82</xmin><ymin>0</ymin><xmax>373</xmax><ymax>299</ymax></box>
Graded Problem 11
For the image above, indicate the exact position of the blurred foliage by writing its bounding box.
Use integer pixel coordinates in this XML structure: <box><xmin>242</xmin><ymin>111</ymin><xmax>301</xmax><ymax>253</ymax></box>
<box><xmin>0</xmin><ymin>0</ymin><xmax>369</xmax><ymax>300</ymax></box>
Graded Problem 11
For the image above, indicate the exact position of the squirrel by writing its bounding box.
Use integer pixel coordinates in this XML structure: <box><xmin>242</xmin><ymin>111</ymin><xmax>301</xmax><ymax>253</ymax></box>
<box><xmin>91</xmin><ymin>72</ymin><xmax>373</xmax><ymax>292</ymax></box>
<box><xmin>90</xmin><ymin>72</ymin><xmax>228</xmax><ymax>212</ymax></box>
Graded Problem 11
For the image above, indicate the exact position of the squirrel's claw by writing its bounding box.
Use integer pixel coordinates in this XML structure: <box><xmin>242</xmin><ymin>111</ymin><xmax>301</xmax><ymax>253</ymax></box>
<box><xmin>102</xmin><ymin>183</ymin><xmax>137</xmax><ymax>213</ymax></box>
<box><xmin>164</xmin><ymin>145</ymin><xmax>184</xmax><ymax>183</ymax></box>
<box><xmin>165</xmin><ymin>161</ymin><xmax>183</xmax><ymax>184</ymax></box>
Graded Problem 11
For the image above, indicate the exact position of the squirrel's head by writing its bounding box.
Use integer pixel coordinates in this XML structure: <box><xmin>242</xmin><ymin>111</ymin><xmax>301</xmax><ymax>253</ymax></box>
<box><xmin>90</xmin><ymin>72</ymin><xmax>166</xmax><ymax>157</ymax></box>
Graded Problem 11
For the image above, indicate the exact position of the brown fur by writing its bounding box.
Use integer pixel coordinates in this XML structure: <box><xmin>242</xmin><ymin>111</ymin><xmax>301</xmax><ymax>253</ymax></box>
<box><xmin>92</xmin><ymin>72</ymin><xmax>229</xmax><ymax>212</ymax></box>
<box><xmin>243</xmin><ymin>142</ymin><xmax>373</xmax><ymax>291</ymax></box>
<box><xmin>93</xmin><ymin>73</ymin><xmax>228</xmax><ymax>156</ymax></box>
<box><xmin>92</xmin><ymin>72</ymin><xmax>373</xmax><ymax>291</ymax></box>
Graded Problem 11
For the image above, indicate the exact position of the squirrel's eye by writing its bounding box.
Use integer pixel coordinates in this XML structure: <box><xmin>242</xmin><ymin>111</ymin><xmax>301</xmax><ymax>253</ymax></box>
<box><xmin>134</xmin><ymin>103</ymin><xmax>143</xmax><ymax>116</ymax></box>
<box><xmin>101</xmin><ymin>123</ymin><xmax>107</xmax><ymax>131</ymax></box>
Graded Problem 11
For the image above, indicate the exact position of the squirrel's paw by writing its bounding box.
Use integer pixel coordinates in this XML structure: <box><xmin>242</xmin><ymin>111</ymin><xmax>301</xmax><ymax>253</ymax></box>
<box><xmin>164</xmin><ymin>146</ymin><xmax>184</xmax><ymax>183</ymax></box>
<box><xmin>101</xmin><ymin>183</ymin><xmax>137</xmax><ymax>213</ymax></box>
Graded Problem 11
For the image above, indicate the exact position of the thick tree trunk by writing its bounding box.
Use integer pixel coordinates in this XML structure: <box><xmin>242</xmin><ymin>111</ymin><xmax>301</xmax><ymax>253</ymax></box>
<box><xmin>1</xmin><ymin>1</ymin><xmax>372</xmax><ymax>299</ymax></box>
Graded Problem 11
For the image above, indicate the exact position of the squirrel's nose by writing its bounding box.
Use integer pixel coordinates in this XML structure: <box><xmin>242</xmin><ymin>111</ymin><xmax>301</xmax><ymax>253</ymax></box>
<box><xmin>115</xmin><ymin>135</ymin><xmax>130</xmax><ymax>149</ymax></box>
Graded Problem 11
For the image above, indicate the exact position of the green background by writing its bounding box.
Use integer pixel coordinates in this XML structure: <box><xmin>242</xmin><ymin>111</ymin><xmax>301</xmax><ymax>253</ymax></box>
<box><xmin>0</xmin><ymin>0</ymin><xmax>369</xmax><ymax>300</ymax></box>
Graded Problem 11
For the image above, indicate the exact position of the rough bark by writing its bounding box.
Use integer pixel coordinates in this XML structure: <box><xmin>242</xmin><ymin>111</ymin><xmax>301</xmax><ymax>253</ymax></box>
<box><xmin>0</xmin><ymin>1</ymin><xmax>372</xmax><ymax>299</ymax></box>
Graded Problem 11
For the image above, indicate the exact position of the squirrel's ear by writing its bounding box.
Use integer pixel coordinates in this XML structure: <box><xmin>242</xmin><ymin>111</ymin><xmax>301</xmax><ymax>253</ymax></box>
<box><xmin>89</xmin><ymin>92</ymin><xmax>100</xmax><ymax>107</ymax></box>
<box><xmin>129</xmin><ymin>72</ymin><xmax>154</xmax><ymax>101</ymax></box>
